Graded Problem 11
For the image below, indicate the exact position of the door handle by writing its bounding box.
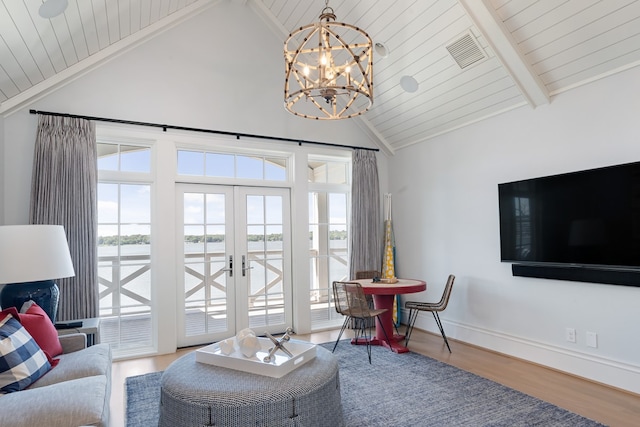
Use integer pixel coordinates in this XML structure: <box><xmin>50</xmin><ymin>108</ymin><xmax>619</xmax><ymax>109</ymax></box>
<box><xmin>221</xmin><ymin>255</ymin><xmax>233</xmax><ymax>277</ymax></box>
<box><xmin>242</xmin><ymin>255</ymin><xmax>253</xmax><ymax>277</ymax></box>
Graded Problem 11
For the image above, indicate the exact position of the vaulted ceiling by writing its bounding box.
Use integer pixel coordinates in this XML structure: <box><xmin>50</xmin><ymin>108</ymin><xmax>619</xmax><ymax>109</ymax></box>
<box><xmin>1</xmin><ymin>0</ymin><xmax>639</xmax><ymax>153</ymax></box>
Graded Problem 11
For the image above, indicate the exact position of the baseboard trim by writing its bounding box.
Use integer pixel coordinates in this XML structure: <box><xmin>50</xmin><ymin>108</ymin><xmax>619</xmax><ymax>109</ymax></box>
<box><xmin>402</xmin><ymin>310</ymin><xmax>640</xmax><ymax>395</ymax></box>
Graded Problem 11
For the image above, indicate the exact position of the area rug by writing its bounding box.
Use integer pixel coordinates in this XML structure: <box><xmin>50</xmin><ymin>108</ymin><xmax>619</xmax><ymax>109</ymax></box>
<box><xmin>126</xmin><ymin>342</ymin><xmax>605</xmax><ymax>427</ymax></box>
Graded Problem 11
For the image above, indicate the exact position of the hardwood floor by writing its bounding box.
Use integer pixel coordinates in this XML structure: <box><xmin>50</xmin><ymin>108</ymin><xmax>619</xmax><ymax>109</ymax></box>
<box><xmin>110</xmin><ymin>328</ymin><xmax>640</xmax><ymax>427</ymax></box>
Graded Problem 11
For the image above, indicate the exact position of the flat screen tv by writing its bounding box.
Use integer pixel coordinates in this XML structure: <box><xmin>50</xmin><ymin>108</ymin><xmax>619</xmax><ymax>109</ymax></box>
<box><xmin>498</xmin><ymin>161</ymin><xmax>640</xmax><ymax>283</ymax></box>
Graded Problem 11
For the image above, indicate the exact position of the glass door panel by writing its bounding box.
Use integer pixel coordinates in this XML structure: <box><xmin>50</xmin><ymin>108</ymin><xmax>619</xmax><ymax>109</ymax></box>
<box><xmin>178</xmin><ymin>187</ymin><xmax>235</xmax><ymax>347</ymax></box>
<box><xmin>178</xmin><ymin>185</ymin><xmax>291</xmax><ymax>346</ymax></box>
<box><xmin>237</xmin><ymin>188</ymin><xmax>291</xmax><ymax>334</ymax></box>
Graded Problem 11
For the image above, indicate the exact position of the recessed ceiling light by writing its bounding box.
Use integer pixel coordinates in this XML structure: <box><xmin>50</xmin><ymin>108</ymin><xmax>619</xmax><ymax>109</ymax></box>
<box><xmin>400</xmin><ymin>75</ymin><xmax>419</xmax><ymax>93</ymax></box>
<box><xmin>374</xmin><ymin>42</ymin><xmax>389</xmax><ymax>58</ymax></box>
<box><xmin>38</xmin><ymin>0</ymin><xmax>68</xmax><ymax>19</ymax></box>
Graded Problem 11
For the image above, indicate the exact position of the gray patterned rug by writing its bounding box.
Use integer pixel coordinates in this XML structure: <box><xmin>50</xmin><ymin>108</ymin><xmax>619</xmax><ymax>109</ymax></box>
<box><xmin>126</xmin><ymin>342</ymin><xmax>605</xmax><ymax>426</ymax></box>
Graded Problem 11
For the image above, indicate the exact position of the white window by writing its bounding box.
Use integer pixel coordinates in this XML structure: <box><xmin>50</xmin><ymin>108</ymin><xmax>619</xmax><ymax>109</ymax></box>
<box><xmin>97</xmin><ymin>142</ymin><xmax>153</xmax><ymax>355</ymax></box>
<box><xmin>307</xmin><ymin>157</ymin><xmax>350</xmax><ymax>329</ymax></box>
<box><xmin>177</xmin><ymin>150</ymin><xmax>287</xmax><ymax>181</ymax></box>
<box><xmin>95</xmin><ymin>128</ymin><xmax>353</xmax><ymax>354</ymax></box>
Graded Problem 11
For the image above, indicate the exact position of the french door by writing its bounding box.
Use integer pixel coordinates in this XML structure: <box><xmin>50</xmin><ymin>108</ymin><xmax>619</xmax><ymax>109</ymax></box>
<box><xmin>177</xmin><ymin>184</ymin><xmax>292</xmax><ymax>347</ymax></box>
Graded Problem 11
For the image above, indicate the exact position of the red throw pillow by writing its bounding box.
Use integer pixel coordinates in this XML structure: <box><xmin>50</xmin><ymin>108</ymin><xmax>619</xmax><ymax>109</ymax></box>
<box><xmin>17</xmin><ymin>303</ymin><xmax>63</xmax><ymax>357</ymax></box>
<box><xmin>0</xmin><ymin>307</ymin><xmax>20</xmax><ymax>322</ymax></box>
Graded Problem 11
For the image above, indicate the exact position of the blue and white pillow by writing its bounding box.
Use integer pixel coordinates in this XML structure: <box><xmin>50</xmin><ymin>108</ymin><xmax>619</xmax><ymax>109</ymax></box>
<box><xmin>0</xmin><ymin>314</ymin><xmax>51</xmax><ymax>393</ymax></box>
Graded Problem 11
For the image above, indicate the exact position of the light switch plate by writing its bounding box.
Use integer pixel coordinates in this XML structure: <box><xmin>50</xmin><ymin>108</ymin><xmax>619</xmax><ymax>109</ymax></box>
<box><xmin>586</xmin><ymin>331</ymin><xmax>598</xmax><ymax>348</ymax></box>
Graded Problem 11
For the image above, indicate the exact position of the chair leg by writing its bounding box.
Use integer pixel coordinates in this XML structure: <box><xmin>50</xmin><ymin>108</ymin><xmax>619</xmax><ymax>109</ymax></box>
<box><xmin>364</xmin><ymin>318</ymin><xmax>373</xmax><ymax>364</ymax></box>
<box><xmin>432</xmin><ymin>311</ymin><xmax>451</xmax><ymax>353</ymax></box>
<box><xmin>367</xmin><ymin>298</ymin><xmax>375</xmax><ymax>331</ymax></box>
<box><xmin>404</xmin><ymin>308</ymin><xmax>418</xmax><ymax>347</ymax></box>
<box><xmin>353</xmin><ymin>317</ymin><xmax>377</xmax><ymax>364</ymax></box>
<box><xmin>353</xmin><ymin>317</ymin><xmax>372</xmax><ymax>364</ymax></box>
<box><xmin>332</xmin><ymin>316</ymin><xmax>351</xmax><ymax>353</ymax></box>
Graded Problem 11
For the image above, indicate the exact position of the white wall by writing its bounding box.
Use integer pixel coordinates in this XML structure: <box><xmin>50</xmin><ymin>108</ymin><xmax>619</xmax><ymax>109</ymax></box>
<box><xmin>0</xmin><ymin>115</ymin><xmax>4</xmax><ymax>224</ymax></box>
<box><xmin>1</xmin><ymin>1</ymin><xmax>380</xmax><ymax>224</ymax></box>
<box><xmin>389</xmin><ymin>65</ymin><xmax>640</xmax><ymax>393</ymax></box>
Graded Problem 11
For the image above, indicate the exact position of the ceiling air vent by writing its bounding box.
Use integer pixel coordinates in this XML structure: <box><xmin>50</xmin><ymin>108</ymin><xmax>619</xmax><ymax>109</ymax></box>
<box><xmin>446</xmin><ymin>32</ymin><xmax>485</xmax><ymax>70</ymax></box>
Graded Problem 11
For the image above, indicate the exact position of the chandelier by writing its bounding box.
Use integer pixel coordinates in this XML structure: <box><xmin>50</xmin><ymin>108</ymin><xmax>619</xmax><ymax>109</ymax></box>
<box><xmin>284</xmin><ymin>1</ymin><xmax>373</xmax><ymax>120</ymax></box>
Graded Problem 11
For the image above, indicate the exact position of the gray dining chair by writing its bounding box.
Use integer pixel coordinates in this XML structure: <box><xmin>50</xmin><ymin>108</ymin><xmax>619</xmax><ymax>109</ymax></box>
<box><xmin>355</xmin><ymin>270</ymin><xmax>379</xmax><ymax>329</ymax></box>
<box><xmin>404</xmin><ymin>274</ymin><xmax>455</xmax><ymax>352</ymax></box>
<box><xmin>355</xmin><ymin>270</ymin><xmax>381</xmax><ymax>281</ymax></box>
<box><xmin>332</xmin><ymin>280</ymin><xmax>390</xmax><ymax>363</ymax></box>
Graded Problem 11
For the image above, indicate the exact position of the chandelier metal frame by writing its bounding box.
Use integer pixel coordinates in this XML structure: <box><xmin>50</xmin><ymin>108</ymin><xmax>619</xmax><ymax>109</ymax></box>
<box><xmin>284</xmin><ymin>2</ymin><xmax>373</xmax><ymax>120</ymax></box>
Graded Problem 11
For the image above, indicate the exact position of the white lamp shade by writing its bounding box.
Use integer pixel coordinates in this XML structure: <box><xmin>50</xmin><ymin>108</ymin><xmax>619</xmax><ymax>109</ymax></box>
<box><xmin>0</xmin><ymin>225</ymin><xmax>76</xmax><ymax>284</ymax></box>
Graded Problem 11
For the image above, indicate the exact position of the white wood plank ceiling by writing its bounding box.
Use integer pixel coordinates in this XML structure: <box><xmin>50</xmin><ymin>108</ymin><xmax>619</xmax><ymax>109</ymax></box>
<box><xmin>1</xmin><ymin>0</ymin><xmax>639</xmax><ymax>152</ymax></box>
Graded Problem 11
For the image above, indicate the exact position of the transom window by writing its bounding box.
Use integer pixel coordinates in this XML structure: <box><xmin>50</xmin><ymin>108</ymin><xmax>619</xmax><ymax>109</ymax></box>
<box><xmin>97</xmin><ymin>143</ymin><xmax>151</xmax><ymax>173</ymax></box>
<box><xmin>308</xmin><ymin>159</ymin><xmax>348</xmax><ymax>184</ymax></box>
<box><xmin>177</xmin><ymin>150</ymin><xmax>287</xmax><ymax>181</ymax></box>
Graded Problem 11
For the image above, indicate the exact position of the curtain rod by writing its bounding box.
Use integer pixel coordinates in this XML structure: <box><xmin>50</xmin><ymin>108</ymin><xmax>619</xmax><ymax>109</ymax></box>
<box><xmin>28</xmin><ymin>109</ymin><xmax>379</xmax><ymax>152</ymax></box>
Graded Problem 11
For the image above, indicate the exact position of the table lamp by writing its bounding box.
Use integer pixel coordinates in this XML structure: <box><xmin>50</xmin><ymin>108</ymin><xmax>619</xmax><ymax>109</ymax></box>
<box><xmin>0</xmin><ymin>225</ymin><xmax>75</xmax><ymax>323</ymax></box>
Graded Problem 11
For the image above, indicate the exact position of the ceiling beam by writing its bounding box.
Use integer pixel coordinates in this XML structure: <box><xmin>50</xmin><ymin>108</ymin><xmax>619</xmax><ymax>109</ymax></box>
<box><xmin>354</xmin><ymin>117</ymin><xmax>395</xmax><ymax>157</ymax></box>
<box><xmin>458</xmin><ymin>0</ymin><xmax>550</xmax><ymax>108</ymax></box>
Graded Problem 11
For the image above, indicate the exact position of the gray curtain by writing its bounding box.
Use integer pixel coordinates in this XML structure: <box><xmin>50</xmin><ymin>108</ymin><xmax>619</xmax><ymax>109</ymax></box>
<box><xmin>29</xmin><ymin>115</ymin><xmax>98</xmax><ymax>321</ymax></box>
<box><xmin>349</xmin><ymin>149</ymin><xmax>381</xmax><ymax>279</ymax></box>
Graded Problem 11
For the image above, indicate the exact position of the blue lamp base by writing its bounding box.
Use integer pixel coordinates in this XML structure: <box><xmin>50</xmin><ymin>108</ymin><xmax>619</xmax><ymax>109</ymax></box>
<box><xmin>0</xmin><ymin>280</ymin><xmax>59</xmax><ymax>323</ymax></box>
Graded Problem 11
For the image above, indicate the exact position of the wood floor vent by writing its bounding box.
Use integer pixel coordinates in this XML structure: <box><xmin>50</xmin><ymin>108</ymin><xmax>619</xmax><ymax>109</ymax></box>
<box><xmin>446</xmin><ymin>32</ymin><xmax>486</xmax><ymax>70</ymax></box>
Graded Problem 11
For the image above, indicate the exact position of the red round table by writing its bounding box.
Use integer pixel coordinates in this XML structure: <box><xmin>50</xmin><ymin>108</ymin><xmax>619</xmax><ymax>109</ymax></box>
<box><xmin>352</xmin><ymin>278</ymin><xmax>426</xmax><ymax>353</ymax></box>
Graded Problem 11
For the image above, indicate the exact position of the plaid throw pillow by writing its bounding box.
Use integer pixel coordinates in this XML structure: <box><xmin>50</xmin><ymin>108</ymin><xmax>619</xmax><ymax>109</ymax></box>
<box><xmin>0</xmin><ymin>314</ymin><xmax>52</xmax><ymax>393</ymax></box>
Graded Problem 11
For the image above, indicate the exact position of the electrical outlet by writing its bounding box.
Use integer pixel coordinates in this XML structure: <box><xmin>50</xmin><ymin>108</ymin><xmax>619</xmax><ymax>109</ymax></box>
<box><xmin>586</xmin><ymin>331</ymin><xmax>598</xmax><ymax>348</ymax></box>
<box><xmin>566</xmin><ymin>327</ymin><xmax>576</xmax><ymax>343</ymax></box>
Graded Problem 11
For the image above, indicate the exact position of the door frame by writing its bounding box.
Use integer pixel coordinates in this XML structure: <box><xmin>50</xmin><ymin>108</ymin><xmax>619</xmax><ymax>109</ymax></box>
<box><xmin>176</xmin><ymin>184</ymin><xmax>292</xmax><ymax>347</ymax></box>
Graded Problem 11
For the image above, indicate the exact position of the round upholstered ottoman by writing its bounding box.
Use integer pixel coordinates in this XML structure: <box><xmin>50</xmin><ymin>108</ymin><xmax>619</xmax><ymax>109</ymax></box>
<box><xmin>158</xmin><ymin>345</ymin><xmax>343</xmax><ymax>427</ymax></box>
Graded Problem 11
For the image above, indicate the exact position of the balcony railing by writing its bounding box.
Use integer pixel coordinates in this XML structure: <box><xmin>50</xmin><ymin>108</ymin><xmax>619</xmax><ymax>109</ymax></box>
<box><xmin>97</xmin><ymin>247</ymin><xmax>347</xmax><ymax>349</ymax></box>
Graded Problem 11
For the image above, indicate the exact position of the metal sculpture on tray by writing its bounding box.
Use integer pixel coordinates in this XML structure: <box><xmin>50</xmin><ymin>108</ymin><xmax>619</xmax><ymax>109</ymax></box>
<box><xmin>263</xmin><ymin>327</ymin><xmax>295</xmax><ymax>363</ymax></box>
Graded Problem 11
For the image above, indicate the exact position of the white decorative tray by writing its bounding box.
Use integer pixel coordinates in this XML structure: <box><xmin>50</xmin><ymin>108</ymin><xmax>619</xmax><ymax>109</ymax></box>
<box><xmin>195</xmin><ymin>338</ymin><xmax>316</xmax><ymax>378</ymax></box>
